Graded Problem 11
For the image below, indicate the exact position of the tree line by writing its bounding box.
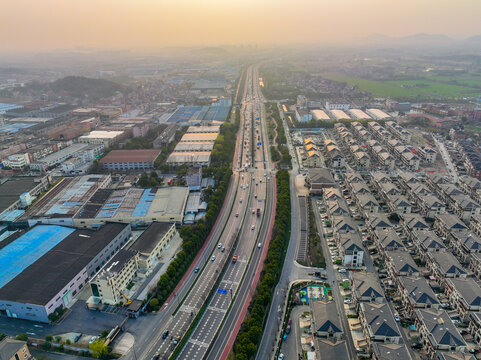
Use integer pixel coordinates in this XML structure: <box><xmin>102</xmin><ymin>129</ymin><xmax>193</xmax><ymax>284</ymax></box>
<box><xmin>234</xmin><ymin>169</ymin><xmax>291</xmax><ymax>359</ymax></box>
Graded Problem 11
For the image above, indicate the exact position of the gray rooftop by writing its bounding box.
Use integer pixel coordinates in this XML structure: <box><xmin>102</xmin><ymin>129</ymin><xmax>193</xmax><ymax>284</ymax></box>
<box><xmin>415</xmin><ymin>309</ymin><xmax>466</xmax><ymax>348</ymax></box>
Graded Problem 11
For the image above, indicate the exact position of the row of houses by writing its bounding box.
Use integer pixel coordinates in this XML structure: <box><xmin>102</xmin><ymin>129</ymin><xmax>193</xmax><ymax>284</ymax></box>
<box><xmin>322</xmin><ymin>139</ymin><xmax>345</xmax><ymax>168</ymax></box>
<box><xmin>334</xmin><ymin>124</ymin><xmax>371</xmax><ymax>170</ymax></box>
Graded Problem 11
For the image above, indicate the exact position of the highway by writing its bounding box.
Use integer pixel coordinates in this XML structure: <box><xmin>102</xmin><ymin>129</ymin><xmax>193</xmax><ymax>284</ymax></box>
<box><xmin>122</xmin><ymin>67</ymin><xmax>252</xmax><ymax>360</ymax></box>
<box><xmin>205</xmin><ymin>67</ymin><xmax>275</xmax><ymax>360</ymax></box>
<box><xmin>126</xmin><ymin>65</ymin><xmax>276</xmax><ymax>360</ymax></box>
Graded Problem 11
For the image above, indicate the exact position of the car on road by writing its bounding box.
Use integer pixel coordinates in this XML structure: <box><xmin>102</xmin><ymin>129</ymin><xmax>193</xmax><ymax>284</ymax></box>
<box><xmin>338</xmin><ymin>268</ymin><xmax>347</xmax><ymax>273</ymax></box>
<box><xmin>217</xmin><ymin>243</ymin><xmax>222</xmax><ymax>249</ymax></box>
<box><xmin>162</xmin><ymin>331</ymin><xmax>169</xmax><ymax>339</ymax></box>
<box><xmin>173</xmin><ymin>336</ymin><xmax>180</xmax><ymax>345</ymax></box>
<box><xmin>194</xmin><ymin>268</ymin><xmax>199</xmax><ymax>273</ymax></box>
<box><xmin>235</xmin><ymin>213</ymin><xmax>239</xmax><ymax>217</ymax></box>
<box><xmin>251</xmin><ymin>226</ymin><xmax>255</xmax><ymax>230</ymax></box>
<box><xmin>240</xmin><ymin>199</ymin><xmax>243</xmax><ymax>203</ymax></box>
<box><xmin>152</xmin><ymin>355</ymin><xmax>160</xmax><ymax>360</ymax></box>
<box><xmin>394</xmin><ymin>314</ymin><xmax>400</xmax><ymax>322</ymax></box>
<box><xmin>211</xmin><ymin>256</ymin><xmax>216</xmax><ymax>262</ymax></box>
<box><xmin>344</xmin><ymin>299</ymin><xmax>351</xmax><ymax>304</ymax></box>
<box><xmin>258</xmin><ymin>243</ymin><xmax>262</xmax><ymax>248</ymax></box>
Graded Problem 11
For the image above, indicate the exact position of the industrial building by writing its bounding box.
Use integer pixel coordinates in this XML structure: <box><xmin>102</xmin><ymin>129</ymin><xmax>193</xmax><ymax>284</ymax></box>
<box><xmin>167</xmin><ymin>103</ymin><xmax>231</xmax><ymax>125</ymax></box>
<box><xmin>18</xmin><ymin>174</ymin><xmax>188</xmax><ymax>227</ymax></box>
<box><xmin>0</xmin><ymin>223</ymin><xmax>131</xmax><ymax>322</ymax></box>
<box><xmin>311</xmin><ymin>110</ymin><xmax>331</xmax><ymax>121</ymax></box>
<box><xmin>73</xmin><ymin>187</ymin><xmax>189</xmax><ymax>227</ymax></box>
<box><xmin>29</xmin><ymin>143</ymin><xmax>104</xmax><ymax>172</ymax></box>
<box><xmin>99</xmin><ymin>149</ymin><xmax>161</xmax><ymax>171</ymax></box>
<box><xmin>179</xmin><ymin>133</ymin><xmax>219</xmax><ymax>143</ymax></box>
<box><xmin>20</xmin><ymin>175</ymin><xmax>112</xmax><ymax>226</ymax></box>
<box><xmin>129</xmin><ymin>222</ymin><xmax>177</xmax><ymax>272</ymax></box>
<box><xmin>90</xmin><ymin>249</ymin><xmax>139</xmax><ymax>305</ymax></box>
<box><xmin>329</xmin><ymin>109</ymin><xmax>351</xmax><ymax>120</ymax></box>
<box><xmin>366</xmin><ymin>109</ymin><xmax>391</xmax><ymax>120</ymax></box>
<box><xmin>79</xmin><ymin>130</ymin><xmax>125</xmax><ymax>147</ymax></box>
<box><xmin>166</xmin><ymin>152</ymin><xmax>211</xmax><ymax>166</ymax></box>
<box><xmin>348</xmin><ymin>109</ymin><xmax>372</xmax><ymax>120</ymax></box>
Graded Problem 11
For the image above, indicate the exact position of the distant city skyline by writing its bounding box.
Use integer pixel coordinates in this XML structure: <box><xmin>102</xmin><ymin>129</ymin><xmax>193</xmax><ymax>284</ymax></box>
<box><xmin>1</xmin><ymin>0</ymin><xmax>481</xmax><ymax>51</ymax></box>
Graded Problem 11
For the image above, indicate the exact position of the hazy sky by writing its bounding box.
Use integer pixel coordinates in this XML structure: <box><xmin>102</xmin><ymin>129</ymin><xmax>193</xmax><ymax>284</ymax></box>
<box><xmin>1</xmin><ymin>0</ymin><xmax>481</xmax><ymax>51</ymax></box>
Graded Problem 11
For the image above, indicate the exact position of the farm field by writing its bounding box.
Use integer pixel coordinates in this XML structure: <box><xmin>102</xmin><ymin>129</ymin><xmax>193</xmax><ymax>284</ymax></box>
<box><xmin>322</xmin><ymin>72</ymin><xmax>481</xmax><ymax>99</ymax></box>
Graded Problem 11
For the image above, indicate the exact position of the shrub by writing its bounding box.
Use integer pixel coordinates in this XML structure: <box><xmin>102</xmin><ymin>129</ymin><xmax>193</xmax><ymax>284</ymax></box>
<box><xmin>16</xmin><ymin>334</ymin><xmax>28</xmax><ymax>341</ymax></box>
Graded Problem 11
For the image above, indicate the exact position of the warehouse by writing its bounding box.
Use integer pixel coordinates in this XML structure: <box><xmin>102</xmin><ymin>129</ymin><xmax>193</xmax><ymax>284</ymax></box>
<box><xmin>166</xmin><ymin>152</ymin><xmax>211</xmax><ymax>166</ymax></box>
<box><xmin>21</xmin><ymin>175</ymin><xmax>112</xmax><ymax>227</ymax></box>
<box><xmin>329</xmin><ymin>109</ymin><xmax>351</xmax><ymax>120</ymax></box>
<box><xmin>348</xmin><ymin>109</ymin><xmax>371</xmax><ymax>120</ymax></box>
<box><xmin>179</xmin><ymin>133</ymin><xmax>218</xmax><ymax>143</ymax></box>
<box><xmin>366</xmin><ymin>108</ymin><xmax>391</xmax><ymax>120</ymax></box>
<box><xmin>79</xmin><ymin>130</ymin><xmax>125</xmax><ymax>147</ymax></box>
<box><xmin>172</xmin><ymin>142</ymin><xmax>214</xmax><ymax>152</ymax></box>
<box><xmin>186</xmin><ymin>125</ymin><xmax>220</xmax><ymax>133</ymax></box>
<box><xmin>0</xmin><ymin>223</ymin><xmax>131</xmax><ymax>323</ymax></box>
<box><xmin>73</xmin><ymin>187</ymin><xmax>189</xmax><ymax>227</ymax></box>
<box><xmin>311</xmin><ymin>110</ymin><xmax>331</xmax><ymax>121</ymax></box>
<box><xmin>99</xmin><ymin>149</ymin><xmax>161</xmax><ymax>171</ymax></box>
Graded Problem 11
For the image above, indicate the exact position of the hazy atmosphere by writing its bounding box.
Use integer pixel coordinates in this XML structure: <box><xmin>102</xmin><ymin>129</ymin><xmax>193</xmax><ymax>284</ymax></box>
<box><xmin>1</xmin><ymin>0</ymin><xmax>481</xmax><ymax>51</ymax></box>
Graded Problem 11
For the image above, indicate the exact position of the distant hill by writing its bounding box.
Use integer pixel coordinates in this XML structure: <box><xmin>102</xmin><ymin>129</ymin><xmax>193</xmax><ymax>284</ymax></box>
<box><xmin>466</xmin><ymin>35</ymin><xmax>481</xmax><ymax>43</ymax></box>
<box><xmin>354</xmin><ymin>33</ymin><xmax>453</xmax><ymax>47</ymax></box>
<box><xmin>48</xmin><ymin>76</ymin><xmax>128</xmax><ymax>99</ymax></box>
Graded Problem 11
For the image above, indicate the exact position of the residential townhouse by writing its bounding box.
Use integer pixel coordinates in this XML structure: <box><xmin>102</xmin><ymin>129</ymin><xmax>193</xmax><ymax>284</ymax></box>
<box><xmin>445</xmin><ymin>278</ymin><xmax>481</xmax><ymax>321</ymax></box>
<box><xmin>414</xmin><ymin>309</ymin><xmax>467</xmax><ymax>355</ymax></box>
<box><xmin>355</xmin><ymin>193</ymin><xmax>380</xmax><ymax>215</ymax></box>
<box><xmin>372</xmin><ymin>343</ymin><xmax>412</xmax><ymax>360</ymax></box>
<box><xmin>451</xmin><ymin>194</ymin><xmax>481</xmax><ymax>221</ymax></box>
<box><xmin>412</xmin><ymin>230</ymin><xmax>446</xmax><ymax>262</ymax></box>
<box><xmin>367</xmin><ymin>215</ymin><xmax>393</xmax><ymax>235</ymax></box>
<box><xmin>332</xmin><ymin>215</ymin><xmax>357</xmax><ymax>234</ymax></box>
<box><xmin>385</xmin><ymin>121</ymin><xmax>412</xmax><ymax>144</ymax></box>
<box><xmin>401</xmin><ymin>214</ymin><xmax>430</xmax><ymax>240</ymax></box>
<box><xmin>469</xmin><ymin>311</ymin><xmax>481</xmax><ymax>345</ymax></box>
<box><xmin>437</xmin><ymin>184</ymin><xmax>464</xmax><ymax>205</ymax></box>
<box><xmin>434</xmin><ymin>214</ymin><xmax>468</xmax><ymax>239</ymax></box>
<box><xmin>459</xmin><ymin>176</ymin><xmax>481</xmax><ymax>200</ymax></box>
<box><xmin>469</xmin><ymin>214</ymin><xmax>481</xmax><ymax>237</ymax></box>
<box><xmin>375</xmin><ymin>230</ymin><xmax>405</xmax><ymax>259</ymax></box>
<box><xmin>312</xmin><ymin>300</ymin><xmax>344</xmax><ymax>339</ymax></box>
<box><xmin>351</xmin><ymin>271</ymin><xmax>385</xmax><ymax>310</ymax></box>
<box><xmin>397</xmin><ymin>171</ymin><xmax>421</xmax><ymax>194</ymax></box>
<box><xmin>449</xmin><ymin>230</ymin><xmax>481</xmax><ymax>264</ymax></box>
<box><xmin>337</xmin><ymin>233</ymin><xmax>364</xmax><ymax>268</ymax></box>
<box><xmin>387</xmin><ymin>195</ymin><xmax>412</xmax><ymax>215</ymax></box>
<box><xmin>359</xmin><ymin>302</ymin><xmax>402</xmax><ymax>346</ymax></box>
<box><xmin>420</xmin><ymin>194</ymin><xmax>446</xmax><ymax>218</ymax></box>
<box><xmin>385</xmin><ymin>250</ymin><xmax>420</xmax><ymax>280</ymax></box>
<box><xmin>418</xmin><ymin>146</ymin><xmax>437</xmax><ymax>164</ymax></box>
<box><xmin>426</xmin><ymin>251</ymin><xmax>467</xmax><ymax>285</ymax></box>
<box><xmin>470</xmin><ymin>253</ymin><xmax>481</xmax><ymax>280</ymax></box>
<box><xmin>398</xmin><ymin>276</ymin><xmax>440</xmax><ymax>317</ymax></box>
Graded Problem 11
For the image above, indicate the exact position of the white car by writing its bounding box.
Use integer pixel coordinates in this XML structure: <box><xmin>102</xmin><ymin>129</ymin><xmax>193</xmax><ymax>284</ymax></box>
<box><xmin>211</xmin><ymin>256</ymin><xmax>216</xmax><ymax>262</ymax></box>
<box><xmin>338</xmin><ymin>268</ymin><xmax>347</xmax><ymax>273</ymax></box>
<box><xmin>343</xmin><ymin>299</ymin><xmax>351</xmax><ymax>304</ymax></box>
<box><xmin>217</xmin><ymin>243</ymin><xmax>222</xmax><ymax>249</ymax></box>
<box><xmin>89</xmin><ymin>336</ymin><xmax>99</xmax><ymax>344</ymax></box>
<box><xmin>251</xmin><ymin>226</ymin><xmax>255</xmax><ymax>231</ymax></box>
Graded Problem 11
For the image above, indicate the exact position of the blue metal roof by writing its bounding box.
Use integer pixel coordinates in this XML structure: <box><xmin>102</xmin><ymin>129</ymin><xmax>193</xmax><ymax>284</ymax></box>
<box><xmin>0</xmin><ymin>225</ymin><xmax>75</xmax><ymax>288</ymax></box>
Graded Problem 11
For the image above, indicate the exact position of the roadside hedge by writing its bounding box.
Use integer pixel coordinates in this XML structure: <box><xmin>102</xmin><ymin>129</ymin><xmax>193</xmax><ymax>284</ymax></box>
<box><xmin>234</xmin><ymin>169</ymin><xmax>291</xmax><ymax>359</ymax></box>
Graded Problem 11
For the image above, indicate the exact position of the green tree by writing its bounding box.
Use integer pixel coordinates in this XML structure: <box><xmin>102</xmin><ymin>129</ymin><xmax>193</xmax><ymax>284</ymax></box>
<box><xmin>16</xmin><ymin>334</ymin><xmax>28</xmax><ymax>341</ymax></box>
<box><xmin>101</xmin><ymin>330</ymin><xmax>109</xmax><ymax>339</ymax></box>
<box><xmin>149</xmin><ymin>298</ymin><xmax>159</xmax><ymax>308</ymax></box>
<box><xmin>45</xmin><ymin>335</ymin><xmax>53</xmax><ymax>342</ymax></box>
<box><xmin>90</xmin><ymin>340</ymin><xmax>108</xmax><ymax>359</ymax></box>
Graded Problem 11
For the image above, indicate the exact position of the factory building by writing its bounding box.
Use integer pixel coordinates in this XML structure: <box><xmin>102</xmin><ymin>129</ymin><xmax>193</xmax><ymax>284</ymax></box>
<box><xmin>90</xmin><ymin>249</ymin><xmax>139</xmax><ymax>305</ymax></box>
<box><xmin>99</xmin><ymin>149</ymin><xmax>161</xmax><ymax>171</ymax></box>
<box><xmin>79</xmin><ymin>130</ymin><xmax>125</xmax><ymax>147</ymax></box>
<box><xmin>0</xmin><ymin>223</ymin><xmax>131</xmax><ymax>323</ymax></box>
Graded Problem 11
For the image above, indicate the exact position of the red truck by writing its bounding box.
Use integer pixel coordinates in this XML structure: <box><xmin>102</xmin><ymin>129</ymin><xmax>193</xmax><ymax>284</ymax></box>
<box><xmin>232</xmin><ymin>255</ymin><xmax>238</xmax><ymax>264</ymax></box>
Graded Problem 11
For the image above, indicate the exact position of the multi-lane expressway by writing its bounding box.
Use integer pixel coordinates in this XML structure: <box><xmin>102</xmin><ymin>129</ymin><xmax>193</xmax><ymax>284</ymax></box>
<box><xmin>124</xmin><ymin>65</ymin><xmax>275</xmax><ymax>360</ymax></box>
